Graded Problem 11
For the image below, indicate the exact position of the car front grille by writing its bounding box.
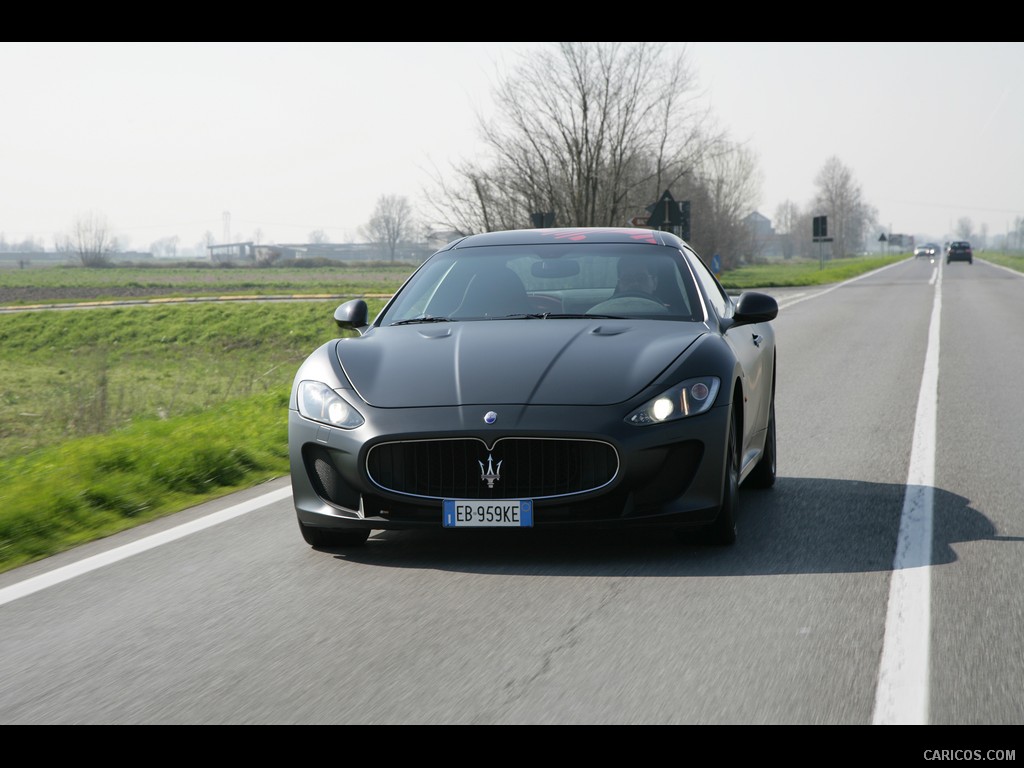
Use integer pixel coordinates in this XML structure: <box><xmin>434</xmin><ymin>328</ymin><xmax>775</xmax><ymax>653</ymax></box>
<box><xmin>366</xmin><ymin>437</ymin><xmax>619</xmax><ymax>500</ymax></box>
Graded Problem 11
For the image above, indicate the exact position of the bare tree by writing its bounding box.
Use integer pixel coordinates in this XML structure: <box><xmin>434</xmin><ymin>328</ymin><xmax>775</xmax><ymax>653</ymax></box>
<box><xmin>861</xmin><ymin>205</ymin><xmax>881</xmax><ymax>254</ymax></box>
<box><xmin>688</xmin><ymin>143</ymin><xmax>762</xmax><ymax>269</ymax></box>
<box><xmin>0</xmin><ymin>234</ymin><xmax>45</xmax><ymax>252</ymax></box>
<box><xmin>200</xmin><ymin>231</ymin><xmax>221</xmax><ymax>262</ymax></box>
<box><xmin>150</xmin><ymin>235</ymin><xmax>180</xmax><ymax>258</ymax></box>
<box><xmin>773</xmin><ymin>200</ymin><xmax>803</xmax><ymax>259</ymax></box>
<box><xmin>955</xmin><ymin>217</ymin><xmax>974</xmax><ymax>240</ymax></box>
<box><xmin>360</xmin><ymin>194</ymin><xmax>416</xmax><ymax>261</ymax></box>
<box><xmin>309</xmin><ymin>229</ymin><xmax>329</xmax><ymax>244</ymax></box>
<box><xmin>424</xmin><ymin>42</ymin><xmax>728</xmax><ymax>235</ymax></box>
<box><xmin>813</xmin><ymin>157</ymin><xmax>875</xmax><ymax>257</ymax></box>
<box><xmin>254</xmin><ymin>245</ymin><xmax>284</xmax><ymax>266</ymax></box>
<box><xmin>67</xmin><ymin>212</ymin><xmax>114</xmax><ymax>267</ymax></box>
<box><xmin>1010</xmin><ymin>216</ymin><xmax>1024</xmax><ymax>252</ymax></box>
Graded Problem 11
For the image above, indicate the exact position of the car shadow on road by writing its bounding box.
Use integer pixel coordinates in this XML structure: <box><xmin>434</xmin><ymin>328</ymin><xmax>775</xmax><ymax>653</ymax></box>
<box><xmin>325</xmin><ymin>476</ymin><xmax>1009</xmax><ymax>576</ymax></box>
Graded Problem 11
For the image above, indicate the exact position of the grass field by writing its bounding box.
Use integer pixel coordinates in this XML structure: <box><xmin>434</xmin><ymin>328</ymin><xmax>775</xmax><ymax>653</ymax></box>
<box><xmin>1</xmin><ymin>251</ymin><xmax>1019</xmax><ymax>574</ymax></box>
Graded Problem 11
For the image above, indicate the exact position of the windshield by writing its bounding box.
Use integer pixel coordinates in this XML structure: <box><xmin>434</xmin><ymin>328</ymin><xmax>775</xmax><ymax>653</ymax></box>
<box><xmin>377</xmin><ymin>243</ymin><xmax>705</xmax><ymax>325</ymax></box>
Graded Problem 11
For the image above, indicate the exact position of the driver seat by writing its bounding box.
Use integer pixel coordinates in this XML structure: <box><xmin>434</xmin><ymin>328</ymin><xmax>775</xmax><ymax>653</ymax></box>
<box><xmin>452</xmin><ymin>266</ymin><xmax>529</xmax><ymax>318</ymax></box>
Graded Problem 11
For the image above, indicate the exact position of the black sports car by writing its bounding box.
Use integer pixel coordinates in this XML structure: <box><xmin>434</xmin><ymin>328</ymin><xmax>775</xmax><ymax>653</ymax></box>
<box><xmin>288</xmin><ymin>227</ymin><xmax>779</xmax><ymax>547</ymax></box>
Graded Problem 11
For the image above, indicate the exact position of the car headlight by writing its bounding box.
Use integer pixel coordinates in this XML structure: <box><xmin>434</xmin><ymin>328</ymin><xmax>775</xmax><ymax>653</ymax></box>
<box><xmin>297</xmin><ymin>380</ymin><xmax>365</xmax><ymax>429</ymax></box>
<box><xmin>626</xmin><ymin>376</ymin><xmax>721</xmax><ymax>425</ymax></box>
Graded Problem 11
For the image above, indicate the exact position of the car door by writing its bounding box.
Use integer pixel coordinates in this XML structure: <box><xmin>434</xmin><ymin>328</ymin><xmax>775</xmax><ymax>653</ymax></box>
<box><xmin>685</xmin><ymin>248</ymin><xmax>772</xmax><ymax>463</ymax></box>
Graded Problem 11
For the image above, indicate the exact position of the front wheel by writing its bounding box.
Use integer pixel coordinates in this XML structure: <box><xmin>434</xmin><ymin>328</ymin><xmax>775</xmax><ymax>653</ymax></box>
<box><xmin>745</xmin><ymin>388</ymin><xmax>776</xmax><ymax>489</ymax></box>
<box><xmin>703</xmin><ymin>409</ymin><xmax>739</xmax><ymax>545</ymax></box>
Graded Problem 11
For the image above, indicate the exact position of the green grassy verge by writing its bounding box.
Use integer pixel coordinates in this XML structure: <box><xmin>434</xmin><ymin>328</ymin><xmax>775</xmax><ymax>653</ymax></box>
<box><xmin>979</xmin><ymin>252</ymin><xmax>1024</xmax><ymax>274</ymax></box>
<box><xmin>0</xmin><ymin>392</ymin><xmax>290</xmax><ymax>571</ymax></box>
<box><xmin>717</xmin><ymin>254</ymin><xmax>908</xmax><ymax>289</ymax></box>
<box><xmin>0</xmin><ymin>301</ymin><xmax>350</xmax><ymax>458</ymax></box>
<box><xmin>1</xmin><ymin>252</ymin><xmax>1020</xmax><ymax>574</ymax></box>
<box><xmin>0</xmin><ymin>296</ymin><xmax>387</xmax><ymax>574</ymax></box>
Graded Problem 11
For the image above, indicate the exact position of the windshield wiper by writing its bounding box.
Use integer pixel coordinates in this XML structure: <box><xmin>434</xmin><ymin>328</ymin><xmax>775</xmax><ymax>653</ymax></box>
<box><xmin>390</xmin><ymin>316</ymin><xmax>453</xmax><ymax>326</ymax></box>
<box><xmin>392</xmin><ymin>312</ymin><xmax>626</xmax><ymax>324</ymax></box>
<box><xmin>548</xmin><ymin>312</ymin><xmax>625</xmax><ymax>319</ymax></box>
<box><xmin>502</xmin><ymin>312</ymin><xmax>628</xmax><ymax>320</ymax></box>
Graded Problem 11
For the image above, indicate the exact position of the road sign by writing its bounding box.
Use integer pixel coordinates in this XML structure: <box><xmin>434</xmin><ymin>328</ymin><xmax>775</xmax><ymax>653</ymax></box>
<box><xmin>530</xmin><ymin>211</ymin><xmax>555</xmax><ymax>228</ymax></box>
<box><xmin>646</xmin><ymin>189</ymin><xmax>682</xmax><ymax>228</ymax></box>
<box><xmin>710</xmin><ymin>253</ymin><xmax>721</xmax><ymax>275</ymax></box>
<box><xmin>645</xmin><ymin>190</ymin><xmax>691</xmax><ymax>238</ymax></box>
<box><xmin>813</xmin><ymin>215</ymin><xmax>828</xmax><ymax>239</ymax></box>
<box><xmin>629</xmin><ymin>215</ymin><xmax>649</xmax><ymax>227</ymax></box>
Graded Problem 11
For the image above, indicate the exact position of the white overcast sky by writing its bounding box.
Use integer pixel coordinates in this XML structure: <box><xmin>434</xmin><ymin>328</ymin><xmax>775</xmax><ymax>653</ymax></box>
<box><xmin>2</xmin><ymin>41</ymin><xmax>1021</xmax><ymax>253</ymax></box>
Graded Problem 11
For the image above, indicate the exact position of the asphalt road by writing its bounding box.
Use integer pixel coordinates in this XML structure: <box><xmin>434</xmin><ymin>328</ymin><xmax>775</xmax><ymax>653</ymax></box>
<box><xmin>1</xmin><ymin>258</ymin><xmax>1022</xmax><ymax>730</ymax></box>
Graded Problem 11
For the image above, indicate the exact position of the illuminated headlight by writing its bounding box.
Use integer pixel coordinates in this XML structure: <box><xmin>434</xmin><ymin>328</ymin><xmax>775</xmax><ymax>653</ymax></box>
<box><xmin>626</xmin><ymin>377</ymin><xmax>721</xmax><ymax>425</ymax></box>
<box><xmin>297</xmin><ymin>380</ymin><xmax>364</xmax><ymax>429</ymax></box>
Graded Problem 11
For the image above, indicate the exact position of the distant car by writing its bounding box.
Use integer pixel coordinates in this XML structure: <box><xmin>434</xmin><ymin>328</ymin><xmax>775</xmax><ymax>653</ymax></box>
<box><xmin>947</xmin><ymin>241</ymin><xmax>973</xmax><ymax>264</ymax></box>
<box><xmin>288</xmin><ymin>227</ymin><xmax>779</xmax><ymax>549</ymax></box>
<box><xmin>914</xmin><ymin>243</ymin><xmax>939</xmax><ymax>258</ymax></box>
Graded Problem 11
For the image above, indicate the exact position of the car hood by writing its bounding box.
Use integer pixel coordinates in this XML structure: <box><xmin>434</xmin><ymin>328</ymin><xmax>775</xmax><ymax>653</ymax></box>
<box><xmin>337</xmin><ymin>320</ymin><xmax>704</xmax><ymax>407</ymax></box>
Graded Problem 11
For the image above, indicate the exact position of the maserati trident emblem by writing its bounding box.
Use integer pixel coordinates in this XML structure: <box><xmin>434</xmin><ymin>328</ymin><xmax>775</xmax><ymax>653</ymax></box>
<box><xmin>479</xmin><ymin>454</ymin><xmax>502</xmax><ymax>489</ymax></box>
<box><xmin>484</xmin><ymin>410</ymin><xmax>498</xmax><ymax>424</ymax></box>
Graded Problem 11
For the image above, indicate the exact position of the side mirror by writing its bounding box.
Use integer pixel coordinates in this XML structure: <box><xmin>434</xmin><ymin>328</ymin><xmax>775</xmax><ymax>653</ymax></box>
<box><xmin>334</xmin><ymin>299</ymin><xmax>369</xmax><ymax>331</ymax></box>
<box><xmin>724</xmin><ymin>291</ymin><xmax>778</xmax><ymax>330</ymax></box>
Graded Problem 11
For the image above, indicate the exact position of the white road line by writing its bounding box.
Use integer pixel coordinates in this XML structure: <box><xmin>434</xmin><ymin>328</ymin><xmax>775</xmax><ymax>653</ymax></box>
<box><xmin>0</xmin><ymin>485</ymin><xmax>292</xmax><ymax>607</ymax></box>
<box><xmin>872</xmin><ymin>259</ymin><xmax>941</xmax><ymax>725</ymax></box>
<box><xmin>774</xmin><ymin>259</ymin><xmax>907</xmax><ymax>311</ymax></box>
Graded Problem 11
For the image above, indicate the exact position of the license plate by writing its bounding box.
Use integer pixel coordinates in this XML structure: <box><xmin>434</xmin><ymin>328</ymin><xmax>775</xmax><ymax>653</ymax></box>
<box><xmin>443</xmin><ymin>499</ymin><xmax>534</xmax><ymax>527</ymax></box>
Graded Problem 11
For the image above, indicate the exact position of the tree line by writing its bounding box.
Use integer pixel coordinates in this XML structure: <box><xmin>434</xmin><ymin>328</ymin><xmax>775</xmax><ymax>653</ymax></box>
<box><xmin>368</xmin><ymin>43</ymin><xmax>1012</xmax><ymax>266</ymax></box>
<box><xmin>13</xmin><ymin>42</ymin><xmax>1013</xmax><ymax>269</ymax></box>
<box><xmin>367</xmin><ymin>42</ymin><xmax>885</xmax><ymax>269</ymax></box>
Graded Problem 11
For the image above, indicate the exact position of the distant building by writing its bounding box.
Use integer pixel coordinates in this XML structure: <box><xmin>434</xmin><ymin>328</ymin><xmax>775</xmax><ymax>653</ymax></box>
<box><xmin>208</xmin><ymin>240</ymin><xmax>434</xmax><ymax>264</ymax></box>
<box><xmin>742</xmin><ymin>211</ymin><xmax>782</xmax><ymax>258</ymax></box>
<box><xmin>743</xmin><ymin>211</ymin><xmax>774</xmax><ymax>240</ymax></box>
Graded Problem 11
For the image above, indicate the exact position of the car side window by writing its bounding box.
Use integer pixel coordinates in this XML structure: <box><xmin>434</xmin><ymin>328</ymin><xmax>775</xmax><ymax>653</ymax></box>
<box><xmin>686</xmin><ymin>247</ymin><xmax>730</xmax><ymax>319</ymax></box>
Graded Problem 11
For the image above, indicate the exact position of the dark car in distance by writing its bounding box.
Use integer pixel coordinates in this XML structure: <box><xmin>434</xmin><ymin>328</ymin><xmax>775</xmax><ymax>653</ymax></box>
<box><xmin>288</xmin><ymin>227</ymin><xmax>779</xmax><ymax>549</ymax></box>
<box><xmin>947</xmin><ymin>241</ymin><xmax>973</xmax><ymax>264</ymax></box>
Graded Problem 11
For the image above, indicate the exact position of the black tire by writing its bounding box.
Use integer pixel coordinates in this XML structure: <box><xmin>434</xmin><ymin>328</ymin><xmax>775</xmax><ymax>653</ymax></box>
<box><xmin>704</xmin><ymin>409</ymin><xmax>739</xmax><ymax>545</ymax></box>
<box><xmin>299</xmin><ymin>520</ymin><xmax>370</xmax><ymax>548</ymax></box>
<box><xmin>745</xmin><ymin>386</ymin><xmax>776</xmax><ymax>489</ymax></box>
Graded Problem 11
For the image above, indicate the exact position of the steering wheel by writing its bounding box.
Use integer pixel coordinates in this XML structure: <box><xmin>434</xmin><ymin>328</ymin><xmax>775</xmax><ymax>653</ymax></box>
<box><xmin>529</xmin><ymin>294</ymin><xmax>563</xmax><ymax>313</ymax></box>
<box><xmin>611</xmin><ymin>291</ymin><xmax>660</xmax><ymax>301</ymax></box>
<box><xmin>589</xmin><ymin>295</ymin><xmax>669</xmax><ymax>314</ymax></box>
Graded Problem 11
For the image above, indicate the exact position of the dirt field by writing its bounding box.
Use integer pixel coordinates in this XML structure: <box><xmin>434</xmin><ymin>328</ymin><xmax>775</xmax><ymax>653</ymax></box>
<box><xmin>0</xmin><ymin>264</ymin><xmax>414</xmax><ymax>306</ymax></box>
<box><xmin>0</xmin><ymin>284</ymin><xmax>223</xmax><ymax>304</ymax></box>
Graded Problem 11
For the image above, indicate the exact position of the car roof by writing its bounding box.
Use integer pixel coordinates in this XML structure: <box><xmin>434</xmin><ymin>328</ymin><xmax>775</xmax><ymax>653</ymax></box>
<box><xmin>443</xmin><ymin>227</ymin><xmax>687</xmax><ymax>250</ymax></box>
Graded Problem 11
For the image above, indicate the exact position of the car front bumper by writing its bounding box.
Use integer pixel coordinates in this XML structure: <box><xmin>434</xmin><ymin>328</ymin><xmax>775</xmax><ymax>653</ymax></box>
<box><xmin>288</xmin><ymin>401</ymin><xmax>731</xmax><ymax>534</ymax></box>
